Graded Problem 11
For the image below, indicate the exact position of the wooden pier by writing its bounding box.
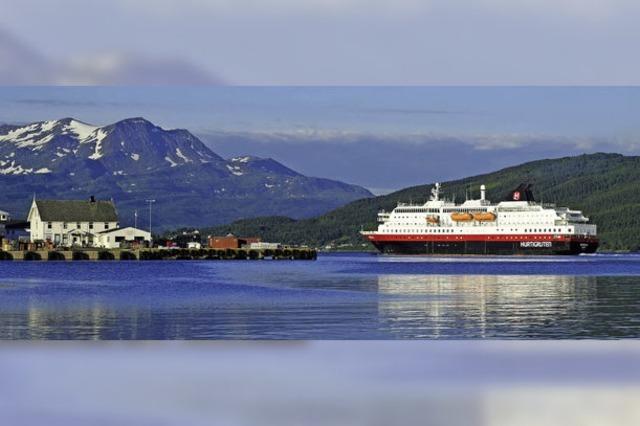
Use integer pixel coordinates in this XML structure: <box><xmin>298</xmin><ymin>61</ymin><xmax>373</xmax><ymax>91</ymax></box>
<box><xmin>0</xmin><ymin>247</ymin><xmax>317</xmax><ymax>261</ymax></box>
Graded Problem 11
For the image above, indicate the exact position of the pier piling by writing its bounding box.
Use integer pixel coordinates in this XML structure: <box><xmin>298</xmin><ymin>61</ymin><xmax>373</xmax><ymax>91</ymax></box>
<box><xmin>0</xmin><ymin>247</ymin><xmax>316</xmax><ymax>261</ymax></box>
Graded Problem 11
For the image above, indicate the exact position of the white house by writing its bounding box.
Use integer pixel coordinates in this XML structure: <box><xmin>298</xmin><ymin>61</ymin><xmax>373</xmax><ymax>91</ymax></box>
<box><xmin>28</xmin><ymin>196</ymin><xmax>119</xmax><ymax>246</ymax></box>
<box><xmin>97</xmin><ymin>227</ymin><xmax>151</xmax><ymax>249</ymax></box>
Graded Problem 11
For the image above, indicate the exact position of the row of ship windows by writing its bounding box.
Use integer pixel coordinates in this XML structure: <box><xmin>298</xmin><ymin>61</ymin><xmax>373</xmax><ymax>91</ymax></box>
<box><xmin>393</xmin><ymin>214</ymin><xmax>550</xmax><ymax>219</ymax></box>
<box><xmin>381</xmin><ymin>228</ymin><xmax>572</xmax><ymax>233</ymax></box>
<box><xmin>395</xmin><ymin>208</ymin><xmax>440</xmax><ymax>213</ymax></box>
<box><xmin>394</xmin><ymin>208</ymin><xmax>490</xmax><ymax>214</ymax></box>
<box><xmin>393</xmin><ymin>220</ymin><xmax>556</xmax><ymax>227</ymax></box>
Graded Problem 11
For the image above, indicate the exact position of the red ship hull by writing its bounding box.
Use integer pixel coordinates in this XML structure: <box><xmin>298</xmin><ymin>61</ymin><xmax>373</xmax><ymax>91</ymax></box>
<box><xmin>364</xmin><ymin>233</ymin><xmax>599</xmax><ymax>255</ymax></box>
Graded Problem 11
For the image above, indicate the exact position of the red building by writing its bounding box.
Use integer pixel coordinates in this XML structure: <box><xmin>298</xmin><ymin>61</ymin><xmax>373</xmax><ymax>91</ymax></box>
<box><xmin>208</xmin><ymin>234</ymin><xmax>261</xmax><ymax>249</ymax></box>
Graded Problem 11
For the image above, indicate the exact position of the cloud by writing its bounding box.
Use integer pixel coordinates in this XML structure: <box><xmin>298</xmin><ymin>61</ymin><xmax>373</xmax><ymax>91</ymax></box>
<box><xmin>200</xmin><ymin>129</ymin><xmax>616</xmax><ymax>152</ymax></box>
<box><xmin>362</xmin><ymin>108</ymin><xmax>467</xmax><ymax>116</ymax></box>
<box><xmin>198</xmin><ymin>129</ymin><xmax>632</xmax><ymax>191</ymax></box>
<box><xmin>0</xmin><ymin>28</ymin><xmax>223</xmax><ymax>85</ymax></box>
<box><xmin>477</xmin><ymin>0</ymin><xmax>637</xmax><ymax>20</ymax></box>
<box><xmin>100</xmin><ymin>0</ymin><xmax>640</xmax><ymax>23</ymax></box>
<box><xmin>0</xmin><ymin>28</ymin><xmax>53</xmax><ymax>84</ymax></box>
<box><xmin>60</xmin><ymin>52</ymin><xmax>222</xmax><ymax>85</ymax></box>
<box><xmin>111</xmin><ymin>0</ymin><xmax>639</xmax><ymax>20</ymax></box>
<box><xmin>112</xmin><ymin>0</ymin><xmax>433</xmax><ymax>18</ymax></box>
<box><xmin>3</xmin><ymin>0</ymin><xmax>640</xmax><ymax>84</ymax></box>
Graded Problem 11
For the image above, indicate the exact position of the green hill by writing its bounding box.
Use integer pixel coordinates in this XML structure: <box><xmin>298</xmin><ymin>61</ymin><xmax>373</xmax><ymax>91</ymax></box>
<box><xmin>202</xmin><ymin>153</ymin><xmax>640</xmax><ymax>251</ymax></box>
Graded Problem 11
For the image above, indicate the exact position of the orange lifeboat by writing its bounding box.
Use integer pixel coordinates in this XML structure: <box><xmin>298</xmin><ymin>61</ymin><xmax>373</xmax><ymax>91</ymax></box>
<box><xmin>426</xmin><ymin>215</ymin><xmax>439</xmax><ymax>224</ymax></box>
<box><xmin>472</xmin><ymin>212</ymin><xmax>496</xmax><ymax>222</ymax></box>
<box><xmin>451</xmin><ymin>212</ymin><xmax>473</xmax><ymax>222</ymax></box>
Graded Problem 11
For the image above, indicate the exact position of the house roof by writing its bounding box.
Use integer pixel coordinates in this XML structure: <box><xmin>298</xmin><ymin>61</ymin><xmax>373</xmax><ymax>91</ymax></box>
<box><xmin>35</xmin><ymin>200</ymin><xmax>118</xmax><ymax>222</ymax></box>
<box><xmin>98</xmin><ymin>226</ymin><xmax>150</xmax><ymax>235</ymax></box>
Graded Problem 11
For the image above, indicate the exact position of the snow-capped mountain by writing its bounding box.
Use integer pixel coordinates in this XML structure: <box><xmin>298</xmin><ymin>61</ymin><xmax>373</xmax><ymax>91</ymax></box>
<box><xmin>0</xmin><ymin>118</ymin><xmax>372</xmax><ymax>229</ymax></box>
<box><xmin>0</xmin><ymin>117</ymin><xmax>224</xmax><ymax>176</ymax></box>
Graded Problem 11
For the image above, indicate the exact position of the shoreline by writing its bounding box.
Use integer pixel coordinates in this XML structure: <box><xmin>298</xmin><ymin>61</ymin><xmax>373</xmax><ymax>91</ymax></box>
<box><xmin>0</xmin><ymin>247</ymin><xmax>317</xmax><ymax>261</ymax></box>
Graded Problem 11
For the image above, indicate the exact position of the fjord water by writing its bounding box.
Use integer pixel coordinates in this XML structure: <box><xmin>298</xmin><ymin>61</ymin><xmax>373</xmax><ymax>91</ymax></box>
<box><xmin>1</xmin><ymin>253</ymin><xmax>640</xmax><ymax>339</ymax></box>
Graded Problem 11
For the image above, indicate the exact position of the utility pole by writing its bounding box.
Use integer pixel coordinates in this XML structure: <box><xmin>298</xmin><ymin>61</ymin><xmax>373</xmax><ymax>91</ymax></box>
<box><xmin>145</xmin><ymin>199</ymin><xmax>156</xmax><ymax>247</ymax></box>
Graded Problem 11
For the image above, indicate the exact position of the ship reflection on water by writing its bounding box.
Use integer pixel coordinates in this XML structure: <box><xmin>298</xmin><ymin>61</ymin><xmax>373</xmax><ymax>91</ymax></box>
<box><xmin>376</xmin><ymin>274</ymin><xmax>603</xmax><ymax>338</ymax></box>
<box><xmin>1</xmin><ymin>254</ymin><xmax>640</xmax><ymax>339</ymax></box>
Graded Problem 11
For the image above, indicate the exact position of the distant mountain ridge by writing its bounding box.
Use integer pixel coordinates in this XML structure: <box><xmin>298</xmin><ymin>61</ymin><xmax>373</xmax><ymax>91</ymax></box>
<box><xmin>0</xmin><ymin>117</ymin><xmax>372</xmax><ymax>229</ymax></box>
<box><xmin>204</xmin><ymin>153</ymin><xmax>640</xmax><ymax>251</ymax></box>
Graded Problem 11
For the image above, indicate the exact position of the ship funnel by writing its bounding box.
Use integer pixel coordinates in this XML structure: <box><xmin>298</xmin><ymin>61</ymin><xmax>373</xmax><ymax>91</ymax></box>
<box><xmin>480</xmin><ymin>184</ymin><xmax>486</xmax><ymax>201</ymax></box>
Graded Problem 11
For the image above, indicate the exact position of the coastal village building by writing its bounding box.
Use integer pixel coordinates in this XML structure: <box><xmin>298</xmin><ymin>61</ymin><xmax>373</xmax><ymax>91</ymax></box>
<box><xmin>28</xmin><ymin>196</ymin><xmax>119</xmax><ymax>247</ymax></box>
<box><xmin>1</xmin><ymin>208</ymin><xmax>29</xmax><ymax>250</ymax></box>
<box><xmin>4</xmin><ymin>221</ymin><xmax>30</xmax><ymax>244</ymax></box>
<box><xmin>208</xmin><ymin>234</ymin><xmax>261</xmax><ymax>249</ymax></box>
<box><xmin>97</xmin><ymin>227</ymin><xmax>151</xmax><ymax>249</ymax></box>
<box><xmin>173</xmin><ymin>229</ymin><xmax>202</xmax><ymax>248</ymax></box>
<box><xmin>27</xmin><ymin>196</ymin><xmax>152</xmax><ymax>248</ymax></box>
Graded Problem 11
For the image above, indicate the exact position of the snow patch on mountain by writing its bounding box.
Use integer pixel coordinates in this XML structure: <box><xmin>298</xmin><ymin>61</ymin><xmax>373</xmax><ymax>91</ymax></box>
<box><xmin>226</xmin><ymin>164</ymin><xmax>244</xmax><ymax>176</ymax></box>
<box><xmin>92</xmin><ymin>128</ymin><xmax>109</xmax><ymax>143</ymax></box>
<box><xmin>19</xmin><ymin>133</ymin><xmax>54</xmax><ymax>150</ymax></box>
<box><xmin>0</xmin><ymin>123</ymin><xmax>39</xmax><ymax>142</ymax></box>
<box><xmin>0</xmin><ymin>123</ymin><xmax>54</xmax><ymax>150</ymax></box>
<box><xmin>66</xmin><ymin>120</ymin><xmax>98</xmax><ymax>141</ymax></box>
<box><xmin>231</xmin><ymin>156</ymin><xmax>252</xmax><ymax>163</ymax></box>
<box><xmin>40</xmin><ymin>120</ymin><xmax>57</xmax><ymax>133</ymax></box>
<box><xmin>88</xmin><ymin>138</ymin><xmax>104</xmax><ymax>160</ymax></box>
<box><xmin>165</xmin><ymin>156</ymin><xmax>178</xmax><ymax>167</ymax></box>
<box><xmin>175</xmin><ymin>148</ymin><xmax>192</xmax><ymax>163</ymax></box>
<box><xmin>0</xmin><ymin>160</ymin><xmax>32</xmax><ymax>175</ymax></box>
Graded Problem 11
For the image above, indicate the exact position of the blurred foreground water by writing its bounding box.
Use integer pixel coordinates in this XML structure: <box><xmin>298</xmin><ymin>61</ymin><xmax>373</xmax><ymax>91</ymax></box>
<box><xmin>1</xmin><ymin>341</ymin><xmax>639</xmax><ymax>425</ymax></box>
<box><xmin>1</xmin><ymin>253</ymin><xmax>640</xmax><ymax>338</ymax></box>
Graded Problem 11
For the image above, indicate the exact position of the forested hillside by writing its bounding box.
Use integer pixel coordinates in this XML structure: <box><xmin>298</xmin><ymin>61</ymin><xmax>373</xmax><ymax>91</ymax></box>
<box><xmin>203</xmin><ymin>153</ymin><xmax>640</xmax><ymax>251</ymax></box>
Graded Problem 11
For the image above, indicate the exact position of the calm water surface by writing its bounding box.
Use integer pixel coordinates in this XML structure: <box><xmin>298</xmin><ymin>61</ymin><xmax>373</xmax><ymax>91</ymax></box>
<box><xmin>1</xmin><ymin>253</ymin><xmax>640</xmax><ymax>339</ymax></box>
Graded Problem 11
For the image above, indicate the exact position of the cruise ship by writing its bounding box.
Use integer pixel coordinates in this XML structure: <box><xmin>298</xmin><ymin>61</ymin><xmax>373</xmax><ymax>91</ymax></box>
<box><xmin>361</xmin><ymin>183</ymin><xmax>598</xmax><ymax>255</ymax></box>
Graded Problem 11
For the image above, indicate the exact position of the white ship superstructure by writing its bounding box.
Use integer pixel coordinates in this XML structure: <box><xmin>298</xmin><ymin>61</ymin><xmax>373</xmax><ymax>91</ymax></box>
<box><xmin>362</xmin><ymin>183</ymin><xmax>598</xmax><ymax>255</ymax></box>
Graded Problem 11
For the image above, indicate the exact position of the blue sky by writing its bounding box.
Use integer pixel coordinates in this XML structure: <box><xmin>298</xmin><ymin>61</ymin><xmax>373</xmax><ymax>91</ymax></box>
<box><xmin>1</xmin><ymin>87</ymin><xmax>639</xmax><ymax>193</ymax></box>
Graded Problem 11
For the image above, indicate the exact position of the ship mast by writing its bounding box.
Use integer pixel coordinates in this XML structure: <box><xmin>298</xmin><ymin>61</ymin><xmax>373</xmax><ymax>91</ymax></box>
<box><xmin>430</xmin><ymin>183</ymin><xmax>440</xmax><ymax>201</ymax></box>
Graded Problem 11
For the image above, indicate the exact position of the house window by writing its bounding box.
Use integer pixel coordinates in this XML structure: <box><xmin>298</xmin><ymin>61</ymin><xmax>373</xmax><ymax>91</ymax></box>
<box><xmin>104</xmin><ymin>223</ymin><xmax>110</xmax><ymax>230</ymax></box>
<box><xmin>63</xmin><ymin>222</ymin><xmax>68</xmax><ymax>229</ymax></box>
<box><xmin>76</xmin><ymin>222</ymin><xmax>81</xmax><ymax>229</ymax></box>
<box><xmin>47</xmin><ymin>222</ymin><xmax>52</xmax><ymax>229</ymax></box>
<box><xmin>89</xmin><ymin>222</ymin><xmax>94</xmax><ymax>230</ymax></box>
